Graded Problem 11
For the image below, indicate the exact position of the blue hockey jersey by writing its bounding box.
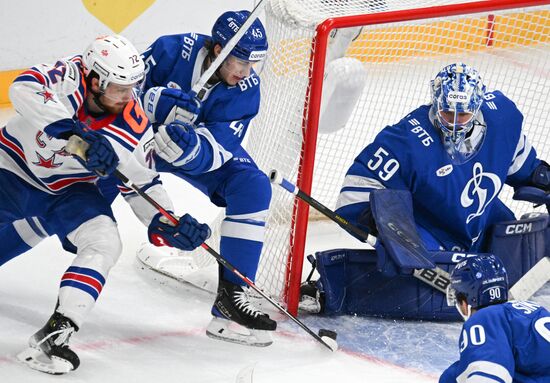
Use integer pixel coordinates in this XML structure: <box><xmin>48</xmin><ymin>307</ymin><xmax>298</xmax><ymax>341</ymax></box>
<box><xmin>142</xmin><ymin>33</ymin><xmax>261</xmax><ymax>175</ymax></box>
<box><xmin>335</xmin><ymin>91</ymin><xmax>541</xmax><ymax>251</ymax></box>
<box><xmin>440</xmin><ymin>301</ymin><xmax>550</xmax><ymax>383</ymax></box>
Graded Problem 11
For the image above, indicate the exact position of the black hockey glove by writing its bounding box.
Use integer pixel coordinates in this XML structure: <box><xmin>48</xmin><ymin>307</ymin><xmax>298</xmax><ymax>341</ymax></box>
<box><xmin>148</xmin><ymin>213</ymin><xmax>211</xmax><ymax>251</ymax></box>
<box><xmin>357</xmin><ymin>206</ymin><xmax>378</xmax><ymax>237</ymax></box>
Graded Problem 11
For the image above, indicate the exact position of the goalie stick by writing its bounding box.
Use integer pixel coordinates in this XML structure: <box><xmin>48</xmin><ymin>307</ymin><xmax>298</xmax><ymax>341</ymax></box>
<box><xmin>269</xmin><ymin>169</ymin><xmax>452</xmax><ymax>294</ymax></box>
<box><xmin>65</xmin><ymin>135</ymin><xmax>337</xmax><ymax>352</ymax></box>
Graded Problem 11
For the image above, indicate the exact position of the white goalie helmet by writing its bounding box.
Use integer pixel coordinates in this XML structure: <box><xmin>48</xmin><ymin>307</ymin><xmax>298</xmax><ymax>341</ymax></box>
<box><xmin>82</xmin><ymin>35</ymin><xmax>145</xmax><ymax>92</ymax></box>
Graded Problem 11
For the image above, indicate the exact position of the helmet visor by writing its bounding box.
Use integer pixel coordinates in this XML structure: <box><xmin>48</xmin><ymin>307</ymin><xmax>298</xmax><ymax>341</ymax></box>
<box><xmin>220</xmin><ymin>54</ymin><xmax>266</xmax><ymax>84</ymax></box>
<box><xmin>102</xmin><ymin>82</ymin><xmax>140</xmax><ymax>104</ymax></box>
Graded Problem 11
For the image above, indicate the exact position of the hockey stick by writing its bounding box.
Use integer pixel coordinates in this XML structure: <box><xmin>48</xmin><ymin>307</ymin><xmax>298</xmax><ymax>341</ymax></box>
<box><xmin>192</xmin><ymin>0</ymin><xmax>267</xmax><ymax>101</ymax></box>
<box><xmin>65</xmin><ymin>135</ymin><xmax>337</xmax><ymax>352</ymax></box>
<box><xmin>269</xmin><ymin>169</ymin><xmax>452</xmax><ymax>294</ymax></box>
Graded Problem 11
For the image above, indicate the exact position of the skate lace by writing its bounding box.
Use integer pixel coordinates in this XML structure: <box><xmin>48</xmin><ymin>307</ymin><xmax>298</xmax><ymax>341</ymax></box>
<box><xmin>233</xmin><ymin>291</ymin><xmax>263</xmax><ymax>318</ymax></box>
<box><xmin>37</xmin><ymin>323</ymin><xmax>75</xmax><ymax>348</ymax></box>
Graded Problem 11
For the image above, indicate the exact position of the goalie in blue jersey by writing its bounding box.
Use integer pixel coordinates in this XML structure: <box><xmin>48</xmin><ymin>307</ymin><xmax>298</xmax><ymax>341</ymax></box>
<box><xmin>441</xmin><ymin>254</ymin><xmax>550</xmax><ymax>382</ymax></box>
<box><xmin>300</xmin><ymin>63</ymin><xmax>550</xmax><ymax>320</ymax></box>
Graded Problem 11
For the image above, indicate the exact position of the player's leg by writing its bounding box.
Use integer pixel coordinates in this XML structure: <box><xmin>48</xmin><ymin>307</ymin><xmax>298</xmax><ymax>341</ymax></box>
<box><xmin>0</xmin><ymin>217</ymin><xmax>49</xmax><ymax>266</ymax></box>
<box><xmin>18</xmin><ymin>183</ymin><xmax>121</xmax><ymax>374</ymax></box>
<box><xmin>206</xmin><ymin>159</ymin><xmax>276</xmax><ymax>346</ymax></box>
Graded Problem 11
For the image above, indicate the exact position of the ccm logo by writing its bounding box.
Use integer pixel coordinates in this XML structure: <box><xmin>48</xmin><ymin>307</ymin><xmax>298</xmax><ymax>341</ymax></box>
<box><xmin>505</xmin><ymin>223</ymin><xmax>533</xmax><ymax>234</ymax></box>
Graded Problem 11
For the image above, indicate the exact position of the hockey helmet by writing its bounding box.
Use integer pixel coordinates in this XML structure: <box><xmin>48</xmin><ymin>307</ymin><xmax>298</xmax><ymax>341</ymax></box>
<box><xmin>446</xmin><ymin>254</ymin><xmax>508</xmax><ymax>320</ymax></box>
<box><xmin>82</xmin><ymin>35</ymin><xmax>145</xmax><ymax>93</ymax></box>
<box><xmin>211</xmin><ymin>10</ymin><xmax>268</xmax><ymax>62</ymax></box>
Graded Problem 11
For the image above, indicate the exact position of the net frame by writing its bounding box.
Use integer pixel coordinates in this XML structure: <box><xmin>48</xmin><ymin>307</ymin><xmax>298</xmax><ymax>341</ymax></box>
<box><xmin>251</xmin><ymin>0</ymin><xmax>550</xmax><ymax>315</ymax></box>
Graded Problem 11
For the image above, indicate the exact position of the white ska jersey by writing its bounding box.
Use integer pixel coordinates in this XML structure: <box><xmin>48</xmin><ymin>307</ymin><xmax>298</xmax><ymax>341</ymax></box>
<box><xmin>1</xmin><ymin>55</ymin><xmax>172</xmax><ymax>225</ymax></box>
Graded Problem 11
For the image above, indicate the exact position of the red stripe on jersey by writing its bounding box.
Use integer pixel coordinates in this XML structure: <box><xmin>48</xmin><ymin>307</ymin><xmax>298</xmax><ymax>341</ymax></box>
<box><xmin>46</xmin><ymin>175</ymin><xmax>97</xmax><ymax>191</ymax></box>
<box><xmin>105</xmin><ymin>124</ymin><xmax>139</xmax><ymax>147</ymax></box>
<box><xmin>0</xmin><ymin>129</ymin><xmax>26</xmax><ymax>161</ymax></box>
<box><xmin>20</xmin><ymin>69</ymin><xmax>47</xmax><ymax>85</ymax></box>
<box><xmin>62</xmin><ymin>272</ymin><xmax>103</xmax><ymax>294</ymax></box>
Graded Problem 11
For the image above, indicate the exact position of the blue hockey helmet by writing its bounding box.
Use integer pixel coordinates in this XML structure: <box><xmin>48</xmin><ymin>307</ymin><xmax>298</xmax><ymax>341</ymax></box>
<box><xmin>447</xmin><ymin>254</ymin><xmax>508</xmax><ymax>320</ymax></box>
<box><xmin>211</xmin><ymin>10</ymin><xmax>268</xmax><ymax>62</ymax></box>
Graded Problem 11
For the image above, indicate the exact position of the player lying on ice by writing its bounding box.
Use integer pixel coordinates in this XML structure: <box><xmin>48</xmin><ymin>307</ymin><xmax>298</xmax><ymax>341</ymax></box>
<box><xmin>441</xmin><ymin>254</ymin><xmax>550</xmax><ymax>382</ymax></box>
<box><xmin>1</xmin><ymin>10</ymin><xmax>276</xmax><ymax>349</ymax></box>
<box><xmin>299</xmin><ymin>62</ymin><xmax>550</xmax><ymax>320</ymax></box>
<box><xmin>0</xmin><ymin>35</ymin><xmax>210</xmax><ymax>374</ymax></box>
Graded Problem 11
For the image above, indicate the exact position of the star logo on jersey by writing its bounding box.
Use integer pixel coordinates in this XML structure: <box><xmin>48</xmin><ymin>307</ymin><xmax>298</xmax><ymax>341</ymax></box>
<box><xmin>33</xmin><ymin>152</ymin><xmax>63</xmax><ymax>169</ymax></box>
<box><xmin>36</xmin><ymin>89</ymin><xmax>56</xmax><ymax>104</ymax></box>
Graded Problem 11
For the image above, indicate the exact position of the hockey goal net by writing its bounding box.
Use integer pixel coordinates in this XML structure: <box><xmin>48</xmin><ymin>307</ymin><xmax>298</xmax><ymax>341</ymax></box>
<box><xmin>173</xmin><ymin>0</ymin><xmax>550</xmax><ymax>314</ymax></box>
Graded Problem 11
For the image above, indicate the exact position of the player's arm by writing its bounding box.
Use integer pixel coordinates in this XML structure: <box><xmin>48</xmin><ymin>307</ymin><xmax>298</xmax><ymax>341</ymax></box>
<box><xmin>9</xmin><ymin>59</ymin><xmax>83</xmax><ymax>138</ymax></box>
<box><xmin>115</xmin><ymin>123</ymin><xmax>210</xmax><ymax>250</ymax></box>
<box><xmin>335</xmin><ymin>128</ymin><xmax>410</xmax><ymax>236</ymax></box>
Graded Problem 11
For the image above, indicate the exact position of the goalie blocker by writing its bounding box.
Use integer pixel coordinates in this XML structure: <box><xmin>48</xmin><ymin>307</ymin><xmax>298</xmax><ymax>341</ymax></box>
<box><xmin>302</xmin><ymin>212</ymin><xmax>550</xmax><ymax>321</ymax></box>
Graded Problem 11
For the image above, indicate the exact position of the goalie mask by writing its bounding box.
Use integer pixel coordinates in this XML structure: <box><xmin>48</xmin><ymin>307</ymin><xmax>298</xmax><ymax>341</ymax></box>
<box><xmin>446</xmin><ymin>254</ymin><xmax>508</xmax><ymax>321</ymax></box>
<box><xmin>211</xmin><ymin>10</ymin><xmax>268</xmax><ymax>83</ymax></box>
<box><xmin>431</xmin><ymin>63</ymin><xmax>486</xmax><ymax>164</ymax></box>
<box><xmin>82</xmin><ymin>35</ymin><xmax>145</xmax><ymax>104</ymax></box>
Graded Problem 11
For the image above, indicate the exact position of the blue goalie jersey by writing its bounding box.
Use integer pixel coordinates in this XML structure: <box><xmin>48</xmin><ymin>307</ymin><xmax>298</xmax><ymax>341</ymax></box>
<box><xmin>336</xmin><ymin>91</ymin><xmax>541</xmax><ymax>251</ymax></box>
<box><xmin>440</xmin><ymin>301</ymin><xmax>550</xmax><ymax>383</ymax></box>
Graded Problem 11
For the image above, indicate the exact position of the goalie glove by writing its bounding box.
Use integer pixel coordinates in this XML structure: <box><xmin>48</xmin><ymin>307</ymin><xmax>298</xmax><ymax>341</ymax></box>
<box><xmin>148</xmin><ymin>213</ymin><xmax>211</xmax><ymax>251</ymax></box>
<box><xmin>153</xmin><ymin>121</ymin><xmax>200</xmax><ymax>166</ymax></box>
<box><xmin>143</xmin><ymin>87</ymin><xmax>201</xmax><ymax>125</ymax></box>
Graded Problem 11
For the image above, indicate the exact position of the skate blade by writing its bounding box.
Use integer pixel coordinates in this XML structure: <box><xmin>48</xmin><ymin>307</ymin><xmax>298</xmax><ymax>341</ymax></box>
<box><xmin>206</xmin><ymin>317</ymin><xmax>273</xmax><ymax>347</ymax></box>
<box><xmin>16</xmin><ymin>347</ymin><xmax>73</xmax><ymax>375</ymax></box>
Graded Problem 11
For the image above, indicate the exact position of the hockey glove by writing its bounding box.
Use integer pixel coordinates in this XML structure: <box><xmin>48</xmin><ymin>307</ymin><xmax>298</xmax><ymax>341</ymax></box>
<box><xmin>148</xmin><ymin>213</ymin><xmax>211</xmax><ymax>251</ymax></box>
<box><xmin>513</xmin><ymin>186</ymin><xmax>550</xmax><ymax>205</ymax></box>
<box><xmin>530</xmin><ymin>161</ymin><xmax>550</xmax><ymax>192</ymax></box>
<box><xmin>357</xmin><ymin>206</ymin><xmax>378</xmax><ymax>237</ymax></box>
<box><xmin>72</xmin><ymin>122</ymin><xmax>119</xmax><ymax>178</ymax></box>
<box><xmin>154</xmin><ymin>121</ymin><xmax>200</xmax><ymax>166</ymax></box>
<box><xmin>144</xmin><ymin>87</ymin><xmax>201</xmax><ymax>125</ymax></box>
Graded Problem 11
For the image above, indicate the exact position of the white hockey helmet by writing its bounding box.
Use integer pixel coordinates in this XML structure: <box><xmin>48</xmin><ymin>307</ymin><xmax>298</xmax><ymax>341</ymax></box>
<box><xmin>82</xmin><ymin>35</ymin><xmax>145</xmax><ymax>92</ymax></box>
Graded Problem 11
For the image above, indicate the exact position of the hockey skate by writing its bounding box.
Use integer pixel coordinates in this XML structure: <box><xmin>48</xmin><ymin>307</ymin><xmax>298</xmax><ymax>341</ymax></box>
<box><xmin>206</xmin><ymin>280</ymin><xmax>277</xmax><ymax>347</ymax></box>
<box><xmin>17</xmin><ymin>311</ymin><xmax>80</xmax><ymax>374</ymax></box>
<box><xmin>298</xmin><ymin>280</ymin><xmax>324</xmax><ymax>314</ymax></box>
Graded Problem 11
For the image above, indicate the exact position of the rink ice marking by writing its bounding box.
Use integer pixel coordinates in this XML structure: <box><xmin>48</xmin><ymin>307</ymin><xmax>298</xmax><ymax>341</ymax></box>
<box><xmin>276</xmin><ymin>330</ymin><xmax>438</xmax><ymax>380</ymax></box>
<box><xmin>1</xmin><ymin>326</ymin><xmax>437</xmax><ymax>379</ymax></box>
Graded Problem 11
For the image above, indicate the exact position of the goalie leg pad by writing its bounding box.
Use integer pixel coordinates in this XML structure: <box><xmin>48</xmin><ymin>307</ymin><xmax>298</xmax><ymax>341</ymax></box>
<box><xmin>313</xmin><ymin>248</ymin><xmax>460</xmax><ymax>320</ymax></box>
<box><xmin>485</xmin><ymin>213</ymin><xmax>549</xmax><ymax>287</ymax></box>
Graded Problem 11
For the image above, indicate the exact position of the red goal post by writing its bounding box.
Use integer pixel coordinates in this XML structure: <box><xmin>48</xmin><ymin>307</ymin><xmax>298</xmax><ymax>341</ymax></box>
<box><xmin>240</xmin><ymin>0</ymin><xmax>550</xmax><ymax>315</ymax></box>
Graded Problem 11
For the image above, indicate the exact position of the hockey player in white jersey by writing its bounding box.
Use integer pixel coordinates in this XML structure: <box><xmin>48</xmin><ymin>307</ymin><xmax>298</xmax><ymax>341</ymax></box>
<box><xmin>0</xmin><ymin>35</ymin><xmax>210</xmax><ymax>374</ymax></box>
<box><xmin>441</xmin><ymin>254</ymin><xmax>550</xmax><ymax>382</ymax></box>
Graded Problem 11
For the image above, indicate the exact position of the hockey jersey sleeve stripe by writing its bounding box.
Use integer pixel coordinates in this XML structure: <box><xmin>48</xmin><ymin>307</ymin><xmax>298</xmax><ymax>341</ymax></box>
<box><xmin>508</xmin><ymin>133</ymin><xmax>533</xmax><ymax>176</ymax></box>
<box><xmin>45</xmin><ymin>174</ymin><xmax>98</xmax><ymax>192</ymax></box>
<box><xmin>117</xmin><ymin>185</ymin><xmax>133</xmax><ymax>194</ymax></box>
<box><xmin>0</xmin><ymin>128</ymin><xmax>27</xmax><ymax>161</ymax></box>
<box><xmin>103</xmin><ymin>124</ymin><xmax>139</xmax><ymax>149</ymax></box>
<box><xmin>13</xmin><ymin>68</ymin><xmax>50</xmax><ymax>87</ymax></box>
<box><xmin>456</xmin><ymin>361</ymin><xmax>512</xmax><ymax>383</ymax></box>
